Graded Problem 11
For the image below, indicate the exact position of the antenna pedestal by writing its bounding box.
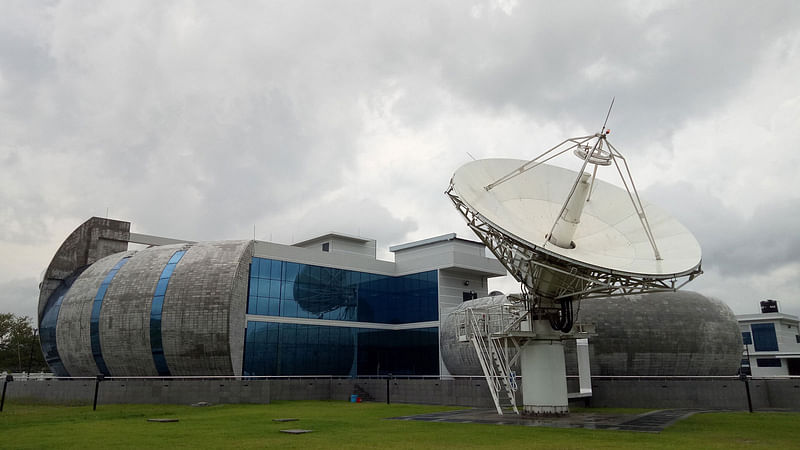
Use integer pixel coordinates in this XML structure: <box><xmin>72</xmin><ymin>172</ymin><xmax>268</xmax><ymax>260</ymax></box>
<box><xmin>520</xmin><ymin>319</ymin><xmax>569</xmax><ymax>416</ymax></box>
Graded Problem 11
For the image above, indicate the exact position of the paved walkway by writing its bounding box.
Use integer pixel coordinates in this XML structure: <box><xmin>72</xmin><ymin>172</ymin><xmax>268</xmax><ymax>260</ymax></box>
<box><xmin>387</xmin><ymin>408</ymin><xmax>702</xmax><ymax>432</ymax></box>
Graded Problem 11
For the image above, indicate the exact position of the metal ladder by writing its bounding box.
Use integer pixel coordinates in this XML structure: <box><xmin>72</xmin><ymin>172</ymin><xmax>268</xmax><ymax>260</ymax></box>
<box><xmin>466</xmin><ymin>309</ymin><xmax>519</xmax><ymax>415</ymax></box>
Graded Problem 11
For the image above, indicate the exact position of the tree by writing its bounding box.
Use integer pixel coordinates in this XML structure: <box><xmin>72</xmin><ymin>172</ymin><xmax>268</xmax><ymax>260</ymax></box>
<box><xmin>0</xmin><ymin>313</ymin><xmax>46</xmax><ymax>373</ymax></box>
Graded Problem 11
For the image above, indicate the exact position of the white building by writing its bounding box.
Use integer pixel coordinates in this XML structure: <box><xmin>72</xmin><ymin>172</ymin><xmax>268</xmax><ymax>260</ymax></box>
<box><xmin>737</xmin><ymin>300</ymin><xmax>800</xmax><ymax>376</ymax></box>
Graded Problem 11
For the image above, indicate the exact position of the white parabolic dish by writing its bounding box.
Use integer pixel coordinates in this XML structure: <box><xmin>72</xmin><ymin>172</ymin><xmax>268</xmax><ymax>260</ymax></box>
<box><xmin>451</xmin><ymin>159</ymin><xmax>702</xmax><ymax>277</ymax></box>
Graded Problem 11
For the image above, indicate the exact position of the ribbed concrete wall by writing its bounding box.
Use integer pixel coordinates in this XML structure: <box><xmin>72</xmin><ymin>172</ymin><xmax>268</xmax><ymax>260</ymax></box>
<box><xmin>57</xmin><ymin>252</ymin><xmax>135</xmax><ymax>376</ymax></box>
<box><xmin>161</xmin><ymin>240</ymin><xmax>252</xmax><ymax>376</ymax></box>
<box><xmin>47</xmin><ymin>240</ymin><xmax>252</xmax><ymax>377</ymax></box>
<box><xmin>100</xmin><ymin>245</ymin><xmax>188</xmax><ymax>376</ymax></box>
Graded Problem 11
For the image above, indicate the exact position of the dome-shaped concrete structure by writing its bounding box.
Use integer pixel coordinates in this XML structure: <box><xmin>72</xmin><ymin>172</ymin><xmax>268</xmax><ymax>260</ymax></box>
<box><xmin>440</xmin><ymin>295</ymin><xmax>508</xmax><ymax>376</ymax></box>
<box><xmin>571</xmin><ymin>291</ymin><xmax>742</xmax><ymax>376</ymax></box>
<box><xmin>441</xmin><ymin>291</ymin><xmax>742</xmax><ymax>376</ymax></box>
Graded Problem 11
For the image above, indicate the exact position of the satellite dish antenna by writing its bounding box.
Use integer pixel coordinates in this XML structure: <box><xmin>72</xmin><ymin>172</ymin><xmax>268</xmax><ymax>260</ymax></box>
<box><xmin>445</xmin><ymin>101</ymin><xmax>702</xmax><ymax>415</ymax></box>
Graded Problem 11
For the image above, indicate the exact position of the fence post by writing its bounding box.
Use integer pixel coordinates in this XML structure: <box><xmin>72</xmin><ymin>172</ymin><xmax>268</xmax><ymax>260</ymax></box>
<box><xmin>1</xmin><ymin>375</ymin><xmax>12</xmax><ymax>412</ymax></box>
<box><xmin>739</xmin><ymin>373</ymin><xmax>753</xmax><ymax>413</ymax></box>
<box><xmin>93</xmin><ymin>374</ymin><xmax>104</xmax><ymax>411</ymax></box>
<box><xmin>386</xmin><ymin>373</ymin><xmax>392</xmax><ymax>405</ymax></box>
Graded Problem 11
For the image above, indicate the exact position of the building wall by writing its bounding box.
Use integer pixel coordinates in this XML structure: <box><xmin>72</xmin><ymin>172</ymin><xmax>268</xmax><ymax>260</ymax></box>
<box><xmin>161</xmin><ymin>240</ymin><xmax>252</xmax><ymax>376</ymax></box>
<box><xmin>39</xmin><ymin>218</ymin><xmax>506</xmax><ymax>378</ymax></box>
<box><xmin>56</xmin><ymin>252</ymin><xmax>135</xmax><ymax>376</ymax></box>
<box><xmin>99</xmin><ymin>245</ymin><xmax>182</xmax><ymax>376</ymax></box>
<box><xmin>6</xmin><ymin>377</ymin><xmax>799</xmax><ymax>410</ymax></box>
<box><xmin>330</xmin><ymin>238</ymin><xmax>377</xmax><ymax>259</ymax></box>
<box><xmin>253</xmin><ymin>241</ymin><xmax>397</xmax><ymax>275</ymax></box>
<box><xmin>38</xmin><ymin>217</ymin><xmax>131</xmax><ymax>321</ymax></box>
<box><xmin>243</xmin><ymin>257</ymin><xmax>440</xmax><ymax>376</ymax></box>
<box><xmin>42</xmin><ymin>240</ymin><xmax>253</xmax><ymax>377</ymax></box>
<box><xmin>740</xmin><ymin>313</ymin><xmax>800</xmax><ymax>376</ymax></box>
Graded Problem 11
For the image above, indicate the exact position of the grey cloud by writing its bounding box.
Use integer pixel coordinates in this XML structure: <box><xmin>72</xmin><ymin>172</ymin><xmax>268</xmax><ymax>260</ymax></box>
<box><xmin>0</xmin><ymin>1</ymin><xmax>797</xmax><ymax>317</ymax></box>
<box><xmin>0</xmin><ymin>278</ymin><xmax>39</xmax><ymax>319</ymax></box>
<box><xmin>643</xmin><ymin>181</ymin><xmax>800</xmax><ymax>276</ymax></box>
<box><xmin>374</xmin><ymin>1</ymin><xmax>800</xmax><ymax>147</ymax></box>
<box><xmin>292</xmin><ymin>197</ymin><xmax>418</xmax><ymax>249</ymax></box>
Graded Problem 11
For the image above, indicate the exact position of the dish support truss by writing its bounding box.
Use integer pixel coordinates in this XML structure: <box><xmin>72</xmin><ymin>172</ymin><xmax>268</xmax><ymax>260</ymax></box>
<box><xmin>446</xmin><ymin>186</ymin><xmax>702</xmax><ymax>303</ymax></box>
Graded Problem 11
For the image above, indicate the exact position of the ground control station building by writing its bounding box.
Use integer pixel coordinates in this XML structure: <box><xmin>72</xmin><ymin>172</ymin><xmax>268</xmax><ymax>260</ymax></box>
<box><xmin>38</xmin><ymin>217</ymin><xmax>505</xmax><ymax>378</ymax></box>
<box><xmin>39</xmin><ymin>217</ymin><xmax>745</xmax><ymax>380</ymax></box>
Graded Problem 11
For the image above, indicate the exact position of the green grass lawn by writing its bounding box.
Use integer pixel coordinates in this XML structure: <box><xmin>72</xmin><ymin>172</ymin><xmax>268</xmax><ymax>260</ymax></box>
<box><xmin>1</xmin><ymin>401</ymin><xmax>798</xmax><ymax>449</ymax></box>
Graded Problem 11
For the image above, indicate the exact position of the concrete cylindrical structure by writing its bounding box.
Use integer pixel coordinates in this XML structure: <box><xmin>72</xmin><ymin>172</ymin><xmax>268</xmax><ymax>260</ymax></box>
<box><xmin>39</xmin><ymin>239</ymin><xmax>253</xmax><ymax>377</ymax></box>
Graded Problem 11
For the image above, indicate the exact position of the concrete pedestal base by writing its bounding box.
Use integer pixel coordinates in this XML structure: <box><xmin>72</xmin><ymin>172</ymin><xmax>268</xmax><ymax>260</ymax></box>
<box><xmin>520</xmin><ymin>320</ymin><xmax>569</xmax><ymax>415</ymax></box>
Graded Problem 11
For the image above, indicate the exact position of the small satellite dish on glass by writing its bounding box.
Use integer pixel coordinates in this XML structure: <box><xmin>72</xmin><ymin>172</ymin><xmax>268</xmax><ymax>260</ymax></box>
<box><xmin>445</xmin><ymin>100</ymin><xmax>702</xmax><ymax>415</ymax></box>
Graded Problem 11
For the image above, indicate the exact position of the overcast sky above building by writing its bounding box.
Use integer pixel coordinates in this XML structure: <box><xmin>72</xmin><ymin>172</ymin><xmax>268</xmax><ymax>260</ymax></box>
<box><xmin>2</xmin><ymin>1</ymin><xmax>799</xmax><ymax>320</ymax></box>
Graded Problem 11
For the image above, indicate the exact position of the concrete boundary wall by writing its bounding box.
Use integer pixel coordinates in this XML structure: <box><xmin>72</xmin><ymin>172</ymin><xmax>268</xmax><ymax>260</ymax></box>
<box><xmin>4</xmin><ymin>378</ymin><xmax>799</xmax><ymax>410</ymax></box>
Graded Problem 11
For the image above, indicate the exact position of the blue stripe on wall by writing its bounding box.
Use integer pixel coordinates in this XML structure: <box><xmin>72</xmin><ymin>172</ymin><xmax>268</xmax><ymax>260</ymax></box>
<box><xmin>40</xmin><ymin>292</ymin><xmax>70</xmax><ymax>377</ymax></box>
<box><xmin>150</xmin><ymin>250</ymin><xmax>186</xmax><ymax>376</ymax></box>
<box><xmin>90</xmin><ymin>256</ymin><xmax>131</xmax><ymax>376</ymax></box>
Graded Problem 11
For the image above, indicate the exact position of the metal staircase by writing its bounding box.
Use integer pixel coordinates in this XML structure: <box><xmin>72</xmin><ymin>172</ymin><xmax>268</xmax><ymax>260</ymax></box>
<box><xmin>465</xmin><ymin>308</ymin><xmax>519</xmax><ymax>415</ymax></box>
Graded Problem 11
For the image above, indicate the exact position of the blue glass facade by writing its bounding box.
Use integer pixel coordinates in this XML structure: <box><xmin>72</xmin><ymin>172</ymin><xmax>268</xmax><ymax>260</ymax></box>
<box><xmin>90</xmin><ymin>257</ymin><xmax>130</xmax><ymax>376</ymax></box>
<box><xmin>243</xmin><ymin>322</ymin><xmax>439</xmax><ymax>376</ymax></box>
<box><xmin>150</xmin><ymin>250</ymin><xmax>186</xmax><ymax>376</ymax></box>
<box><xmin>244</xmin><ymin>258</ymin><xmax>440</xmax><ymax>376</ymax></box>
<box><xmin>247</xmin><ymin>258</ymin><xmax>438</xmax><ymax>323</ymax></box>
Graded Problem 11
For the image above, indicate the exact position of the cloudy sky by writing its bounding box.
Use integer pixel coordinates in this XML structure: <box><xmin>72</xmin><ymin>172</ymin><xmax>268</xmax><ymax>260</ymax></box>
<box><xmin>2</xmin><ymin>0</ymin><xmax>799</xmax><ymax>320</ymax></box>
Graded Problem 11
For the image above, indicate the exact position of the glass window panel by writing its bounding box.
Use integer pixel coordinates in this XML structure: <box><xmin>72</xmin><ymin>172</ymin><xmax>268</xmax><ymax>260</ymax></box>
<box><xmin>752</xmin><ymin>323</ymin><xmax>779</xmax><ymax>351</ymax></box>
<box><xmin>269</xmin><ymin>279</ymin><xmax>281</xmax><ymax>298</ymax></box>
<box><xmin>160</xmin><ymin>263</ymin><xmax>176</xmax><ymax>279</ymax></box>
<box><xmin>267</xmin><ymin>323</ymin><xmax>279</xmax><ymax>343</ymax></box>
<box><xmin>95</xmin><ymin>284</ymin><xmax>109</xmax><ymax>300</ymax></box>
<box><xmin>250</xmin><ymin>259</ymin><xmax>260</xmax><ymax>278</ymax></box>
<box><xmin>282</xmin><ymin>282</ymin><xmax>295</xmax><ymax>301</ymax></box>
<box><xmin>151</xmin><ymin>295</ymin><xmax>164</xmax><ymax>315</ymax></box>
<box><xmin>306</xmin><ymin>265</ymin><xmax>320</xmax><ymax>284</ymax></box>
<box><xmin>168</xmin><ymin>251</ymin><xmax>186</xmax><ymax>264</ymax></box>
<box><xmin>268</xmin><ymin>298</ymin><xmax>281</xmax><ymax>316</ymax></box>
<box><xmin>249</xmin><ymin>277</ymin><xmax>257</xmax><ymax>297</ymax></box>
<box><xmin>258</xmin><ymin>278</ymin><xmax>271</xmax><ymax>297</ymax></box>
<box><xmin>259</xmin><ymin>258</ymin><xmax>271</xmax><ymax>279</ymax></box>
<box><xmin>257</xmin><ymin>297</ymin><xmax>268</xmax><ymax>316</ymax></box>
<box><xmin>247</xmin><ymin>294</ymin><xmax>257</xmax><ymax>314</ymax></box>
<box><xmin>101</xmin><ymin>271</ymin><xmax>117</xmax><ymax>284</ymax></box>
<box><xmin>270</xmin><ymin>260</ymin><xmax>283</xmax><ymax>280</ymax></box>
<box><xmin>284</xmin><ymin>262</ymin><xmax>300</xmax><ymax>283</ymax></box>
<box><xmin>155</xmin><ymin>278</ymin><xmax>170</xmax><ymax>297</ymax></box>
<box><xmin>281</xmin><ymin>300</ymin><xmax>298</xmax><ymax>318</ymax></box>
<box><xmin>756</xmin><ymin>358</ymin><xmax>781</xmax><ymax>367</ymax></box>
